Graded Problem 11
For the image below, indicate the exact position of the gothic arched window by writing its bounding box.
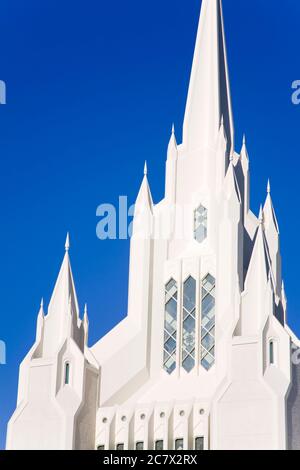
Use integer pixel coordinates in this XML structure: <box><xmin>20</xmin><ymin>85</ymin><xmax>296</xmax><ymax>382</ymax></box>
<box><xmin>269</xmin><ymin>339</ymin><xmax>276</xmax><ymax>365</ymax></box>
<box><xmin>182</xmin><ymin>276</ymin><xmax>196</xmax><ymax>373</ymax></box>
<box><xmin>194</xmin><ymin>205</ymin><xmax>207</xmax><ymax>243</ymax></box>
<box><xmin>163</xmin><ymin>279</ymin><xmax>178</xmax><ymax>374</ymax></box>
<box><xmin>201</xmin><ymin>274</ymin><xmax>216</xmax><ymax>370</ymax></box>
<box><xmin>65</xmin><ymin>362</ymin><xmax>70</xmax><ymax>385</ymax></box>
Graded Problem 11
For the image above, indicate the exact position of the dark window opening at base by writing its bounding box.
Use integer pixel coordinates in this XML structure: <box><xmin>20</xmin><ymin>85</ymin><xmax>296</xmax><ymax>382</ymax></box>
<box><xmin>175</xmin><ymin>438</ymin><xmax>184</xmax><ymax>450</ymax></box>
<box><xmin>97</xmin><ymin>445</ymin><xmax>105</xmax><ymax>450</ymax></box>
<box><xmin>136</xmin><ymin>442</ymin><xmax>144</xmax><ymax>450</ymax></box>
<box><xmin>195</xmin><ymin>436</ymin><xmax>204</xmax><ymax>450</ymax></box>
<box><xmin>116</xmin><ymin>443</ymin><xmax>124</xmax><ymax>450</ymax></box>
<box><xmin>155</xmin><ymin>440</ymin><xmax>164</xmax><ymax>450</ymax></box>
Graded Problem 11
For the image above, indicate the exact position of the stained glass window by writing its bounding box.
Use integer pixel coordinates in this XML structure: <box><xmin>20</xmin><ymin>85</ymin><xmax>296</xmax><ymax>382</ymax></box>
<box><xmin>201</xmin><ymin>274</ymin><xmax>215</xmax><ymax>370</ymax></box>
<box><xmin>164</xmin><ymin>279</ymin><xmax>178</xmax><ymax>374</ymax></box>
<box><xmin>182</xmin><ymin>276</ymin><xmax>196</xmax><ymax>373</ymax></box>
<box><xmin>194</xmin><ymin>205</ymin><xmax>207</xmax><ymax>243</ymax></box>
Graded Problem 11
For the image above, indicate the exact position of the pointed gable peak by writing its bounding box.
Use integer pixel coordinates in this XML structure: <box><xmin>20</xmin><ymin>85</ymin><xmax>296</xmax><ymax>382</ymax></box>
<box><xmin>48</xmin><ymin>236</ymin><xmax>79</xmax><ymax>319</ymax></box>
<box><xmin>224</xmin><ymin>160</ymin><xmax>241</xmax><ymax>203</ymax></box>
<box><xmin>183</xmin><ymin>0</ymin><xmax>234</xmax><ymax>154</ymax></box>
<box><xmin>135</xmin><ymin>166</ymin><xmax>154</xmax><ymax>215</ymax></box>
<box><xmin>245</xmin><ymin>221</ymin><xmax>271</xmax><ymax>290</ymax></box>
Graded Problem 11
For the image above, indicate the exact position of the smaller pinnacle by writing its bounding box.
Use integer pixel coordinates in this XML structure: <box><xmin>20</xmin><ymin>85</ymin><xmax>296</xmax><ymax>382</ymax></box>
<box><xmin>267</xmin><ymin>179</ymin><xmax>271</xmax><ymax>194</ymax></box>
<box><xmin>243</xmin><ymin>134</ymin><xmax>246</xmax><ymax>146</ymax></box>
<box><xmin>144</xmin><ymin>161</ymin><xmax>148</xmax><ymax>176</ymax></box>
<box><xmin>65</xmin><ymin>232</ymin><xmax>70</xmax><ymax>252</ymax></box>
<box><xmin>40</xmin><ymin>298</ymin><xmax>44</xmax><ymax>309</ymax></box>
<box><xmin>172</xmin><ymin>123</ymin><xmax>175</xmax><ymax>134</ymax></box>
<box><xmin>84</xmin><ymin>303</ymin><xmax>88</xmax><ymax>317</ymax></box>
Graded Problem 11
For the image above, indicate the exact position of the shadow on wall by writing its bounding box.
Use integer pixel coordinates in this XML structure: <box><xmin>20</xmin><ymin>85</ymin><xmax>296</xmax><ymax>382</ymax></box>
<box><xmin>287</xmin><ymin>358</ymin><xmax>300</xmax><ymax>450</ymax></box>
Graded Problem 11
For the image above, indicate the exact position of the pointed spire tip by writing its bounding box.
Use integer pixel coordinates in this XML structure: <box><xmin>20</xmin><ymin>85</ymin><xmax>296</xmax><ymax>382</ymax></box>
<box><xmin>144</xmin><ymin>161</ymin><xmax>148</xmax><ymax>176</ymax></box>
<box><xmin>65</xmin><ymin>232</ymin><xmax>70</xmax><ymax>252</ymax></box>
<box><xmin>267</xmin><ymin>179</ymin><xmax>271</xmax><ymax>194</ymax></box>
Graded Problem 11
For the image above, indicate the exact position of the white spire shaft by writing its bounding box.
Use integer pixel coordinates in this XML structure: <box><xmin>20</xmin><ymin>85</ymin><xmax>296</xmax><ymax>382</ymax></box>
<box><xmin>183</xmin><ymin>0</ymin><xmax>234</xmax><ymax>154</ymax></box>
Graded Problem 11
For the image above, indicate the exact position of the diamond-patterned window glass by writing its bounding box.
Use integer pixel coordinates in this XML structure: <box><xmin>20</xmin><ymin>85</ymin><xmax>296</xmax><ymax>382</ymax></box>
<box><xmin>164</xmin><ymin>279</ymin><xmax>178</xmax><ymax>374</ymax></box>
<box><xmin>201</xmin><ymin>274</ymin><xmax>216</xmax><ymax>370</ymax></box>
<box><xmin>194</xmin><ymin>205</ymin><xmax>208</xmax><ymax>243</ymax></box>
<box><xmin>182</xmin><ymin>276</ymin><xmax>196</xmax><ymax>373</ymax></box>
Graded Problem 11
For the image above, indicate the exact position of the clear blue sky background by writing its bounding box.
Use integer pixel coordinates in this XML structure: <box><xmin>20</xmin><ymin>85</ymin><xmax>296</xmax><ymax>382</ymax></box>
<box><xmin>0</xmin><ymin>0</ymin><xmax>299</xmax><ymax>449</ymax></box>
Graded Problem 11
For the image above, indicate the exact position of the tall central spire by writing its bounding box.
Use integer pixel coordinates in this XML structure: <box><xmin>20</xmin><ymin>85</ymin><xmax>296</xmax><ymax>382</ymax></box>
<box><xmin>183</xmin><ymin>0</ymin><xmax>234</xmax><ymax>155</ymax></box>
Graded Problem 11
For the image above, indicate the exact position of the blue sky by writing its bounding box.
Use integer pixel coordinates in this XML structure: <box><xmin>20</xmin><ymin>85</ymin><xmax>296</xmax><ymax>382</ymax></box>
<box><xmin>0</xmin><ymin>0</ymin><xmax>300</xmax><ymax>449</ymax></box>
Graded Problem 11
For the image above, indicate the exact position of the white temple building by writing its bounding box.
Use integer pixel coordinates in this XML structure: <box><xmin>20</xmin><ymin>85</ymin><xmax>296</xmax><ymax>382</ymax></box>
<box><xmin>6</xmin><ymin>0</ymin><xmax>300</xmax><ymax>450</ymax></box>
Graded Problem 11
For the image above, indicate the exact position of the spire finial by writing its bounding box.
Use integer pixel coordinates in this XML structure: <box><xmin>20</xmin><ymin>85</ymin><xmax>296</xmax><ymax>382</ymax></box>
<box><xmin>84</xmin><ymin>303</ymin><xmax>88</xmax><ymax>317</ymax></box>
<box><xmin>183</xmin><ymin>0</ymin><xmax>234</xmax><ymax>154</ymax></box>
<box><xmin>144</xmin><ymin>161</ymin><xmax>148</xmax><ymax>176</ymax></box>
<box><xmin>267</xmin><ymin>179</ymin><xmax>271</xmax><ymax>194</ymax></box>
<box><xmin>39</xmin><ymin>298</ymin><xmax>45</xmax><ymax>317</ymax></box>
<box><xmin>172</xmin><ymin>123</ymin><xmax>175</xmax><ymax>134</ymax></box>
<box><xmin>65</xmin><ymin>232</ymin><xmax>70</xmax><ymax>252</ymax></box>
<box><xmin>220</xmin><ymin>115</ymin><xmax>224</xmax><ymax>127</ymax></box>
<box><xmin>243</xmin><ymin>134</ymin><xmax>246</xmax><ymax>146</ymax></box>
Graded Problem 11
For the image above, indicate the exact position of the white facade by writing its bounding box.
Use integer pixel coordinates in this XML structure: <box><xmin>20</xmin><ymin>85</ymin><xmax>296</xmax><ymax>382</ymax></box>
<box><xmin>6</xmin><ymin>0</ymin><xmax>300</xmax><ymax>450</ymax></box>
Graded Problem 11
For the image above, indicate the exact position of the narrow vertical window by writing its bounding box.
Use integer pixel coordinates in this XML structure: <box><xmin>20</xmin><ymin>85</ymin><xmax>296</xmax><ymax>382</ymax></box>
<box><xmin>65</xmin><ymin>362</ymin><xmax>70</xmax><ymax>385</ymax></box>
<box><xmin>194</xmin><ymin>205</ymin><xmax>208</xmax><ymax>243</ymax></box>
<box><xmin>175</xmin><ymin>438</ymin><xmax>184</xmax><ymax>450</ymax></box>
<box><xmin>155</xmin><ymin>440</ymin><xmax>164</xmax><ymax>450</ymax></box>
<box><xmin>163</xmin><ymin>279</ymin><xmax>178</xmax><ymax>374</ymax></box>
<box><xmin>201</xmin><ymin>274</ymin><xmax>216</xmax><ymax>370</ymax></box>
<box><xmin>136</xmin><ymin>442</ymin><xmax>144</xmax><ymax>450</ymax></box>
<box><xmin>195</xmin><ymin>437</ymin><xmax>204</xmax><ymax>450</ymax></box>
<box><xmin>182</xmin><ymin>276</ymin><xmax>196</xmax><ymax>372</ymax></box>
<box><xmin>269</xmin><ymin>340</ymin><xmax>275</xmax><ymax>365</ymax></box>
